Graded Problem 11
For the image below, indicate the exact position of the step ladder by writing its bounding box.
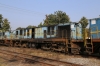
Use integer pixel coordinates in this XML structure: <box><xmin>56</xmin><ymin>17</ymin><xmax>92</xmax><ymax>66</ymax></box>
<box><xmin>67</xmin><ymin>39</ymin><xmax>71</xmax><ymax>53</ymax></box>
<box><xmin>84</xmin><ymin>28</ymin><xmax>93</xmax><ymax>54</ymax></box>
<box><xmin>85</xmin><ymin>39</ymin><xmax>93</xmax><ymax>54</ymax></box>
<box><xmin>65</xmin><ymin>39</ymin><xmax>71</xmax><ymax>54</ymax></box>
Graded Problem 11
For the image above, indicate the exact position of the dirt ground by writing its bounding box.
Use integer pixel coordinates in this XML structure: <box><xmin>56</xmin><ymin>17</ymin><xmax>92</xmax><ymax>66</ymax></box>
<box><xmin>0</xmin><ymin>53</ymin><xmax>42</xmax><ymax>66</ymax></box>
<box><xmin>0</xmin><ymin>47</ymin><xmax>100</xmax><ymax>66</ymax></box>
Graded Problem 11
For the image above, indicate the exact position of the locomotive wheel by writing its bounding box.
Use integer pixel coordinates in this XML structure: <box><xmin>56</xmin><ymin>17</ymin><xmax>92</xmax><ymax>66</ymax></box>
<box><xmin>56</xmin><ymin>44</ymin><xmax>65</xmax><ymax>52</ymax></box>
<box><xmin>10</xmin><ymin>42</ymin><xmax>13</xmax><ymax>47</ymax></box>
<box><xmin>14</xmin><ymin>43</ymin><xmax>17</xmax><ymax>47</ymax></box>
<box><xmin>29</xmin><ymin>43</ymin><xmax>32</xmax><ymax>48</ymax></box>
<box><xmin>13</xmin><ymin>43</ymin><xmax>16</xmax><ymax>47</ymax></box>
<box><xmin>27</xmin><ymin>43</ymin><xmax>32</xmax><ymax>48</ymax></box>
<box><xmin>50</xmin><ymin>46</ymin><xmax>53</xmax><ymax>51</ymax></box>
<box><xmin>18</xmin><ymin>43</ymin><xmax>21</xmax><ymax>47</ymax></box>
<box><xmin>31</xmin><ymin>43</ymin><xmax>35</xmax><ymax>48</ymax></box>
<box><xmin>22</xmin><ymin>43</ymin><xmax>27</xmax><ymax>48</ymax></box>
<box><xmin>71</xmin><ymin>48</ymin><xmax>80</xmax><ymax>54</ymax></box>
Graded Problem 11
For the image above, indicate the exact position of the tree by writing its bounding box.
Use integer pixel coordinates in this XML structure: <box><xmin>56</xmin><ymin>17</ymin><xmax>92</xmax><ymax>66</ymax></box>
<box><xmin>2</xmin><ymin>18</ymin><xmax>10</xmax><ymax>32</ymax></box>
<box><xmin>16</xmin><ymin>27</ymin><xmax>22</xmax><ymax>30</ymax></box>
<box><xmin>0</xmin><ymin>14</ymin><xmax>11</xmax><ymax>32</ymax></box>
<box><xmin>43</xmin><ymin>14</ymin><xmax>56</xmax><ymax>25</ymax></box>
<box><xmin>79</xmin><ymin>17</ymin><xmax>88</xmax><ymax>28</ymax></box>
<box><xmin>79</xmin><ymin>17</ymin><xmax>88</xmax><ymax>38</ymax></box>
<box><xmin>43</xmin><ymin>10</ymin><xmax>70</xmax><ymax>25</ymax></box>
<box><xmin>26</xmin><ymin>25</ymin><xmax>36</xmax><ymax>28</ymax></box>
<box><xmin>38</xmin><ymin>22</ymin><xmax>43</xmax><ymax>27</ymax></box>
<box><xmin>0</xmin><ymin>14</ymin><xmax>3</xmax><ymax>28</ymax></box>
<box><xmin>54</xmin><ymin>11</ymin><xmax>70</xmax><ymax>24</ymax></box>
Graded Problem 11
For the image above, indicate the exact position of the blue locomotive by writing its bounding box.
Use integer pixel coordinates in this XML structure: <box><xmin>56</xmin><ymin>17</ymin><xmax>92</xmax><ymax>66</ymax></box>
<box><xmin>0</xmin><ymin>18</ymin><xmax>100</xmax><ymax>55</ymax></box>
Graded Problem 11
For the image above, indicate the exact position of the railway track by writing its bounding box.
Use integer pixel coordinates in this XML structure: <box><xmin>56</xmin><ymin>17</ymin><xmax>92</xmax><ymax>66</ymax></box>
<box><xmin>0</xmin><ymin>48</ymin><xmax>82</xmax><ymax>66</ymax></box>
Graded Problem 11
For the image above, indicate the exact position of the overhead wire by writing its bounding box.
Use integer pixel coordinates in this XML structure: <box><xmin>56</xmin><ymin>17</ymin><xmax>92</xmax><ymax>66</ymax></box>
<box><xmin>0</xmin><ymin>3</ymin><xmax>46</xmax><ymax>29</ymax></box>
<box><xmin>0</xmin><ymin>3</ymin><xmax>46</xmax><ymax>16</ymax></box>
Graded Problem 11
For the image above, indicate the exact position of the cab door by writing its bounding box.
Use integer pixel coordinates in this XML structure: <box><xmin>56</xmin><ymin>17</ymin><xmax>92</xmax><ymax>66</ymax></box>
<box><xmin>44</xmin><ymin>30</ymin><xmax>47</xmax><ymax>38</ymax></box>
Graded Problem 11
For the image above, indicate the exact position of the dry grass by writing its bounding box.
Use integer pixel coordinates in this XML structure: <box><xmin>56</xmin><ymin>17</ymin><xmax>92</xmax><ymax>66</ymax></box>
<box><xmin>0</xmin><ymin>46</ymin><xmax>100</xmax><ymax>66</ymax></box>
<box><xmin>0</xmin><ymin>57</ymin><xmax>7</xmax><ymax>66</ymax></box>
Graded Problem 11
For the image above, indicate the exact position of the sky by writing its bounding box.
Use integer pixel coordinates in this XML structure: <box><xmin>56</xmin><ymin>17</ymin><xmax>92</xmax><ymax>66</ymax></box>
<box><xmin>0</xmin><ymin>0</ymin><xmax>100</xmax><ymax>30</ymax></box>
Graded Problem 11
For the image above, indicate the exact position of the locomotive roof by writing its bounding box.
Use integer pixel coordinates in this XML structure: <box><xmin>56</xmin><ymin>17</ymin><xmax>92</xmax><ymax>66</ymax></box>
<box><xmin>16</xmin><ymin>22</ymin><xmax>80</xmax><ymax>30</ymax></box>
<box><xmin>88</xmin><ymin>17</ymin><xmax>100</xmax><ymax>20</ymax></box>
<box><xmin>16</xmin><ymin>27</ymin><xmax>36</xmax><ymax>30</ymax></box>
<box><xmin>36</xmin><ymin>22</ymin><xmax>79</xmax><ymax>28</ymax></box>
<box><xmin>36</xmin><ymin>24</ymin><xmax>58</xmax><ymax>28</ymax></box>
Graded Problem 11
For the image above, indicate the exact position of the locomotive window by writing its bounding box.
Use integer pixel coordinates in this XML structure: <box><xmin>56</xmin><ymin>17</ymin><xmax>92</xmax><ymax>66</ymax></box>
<box><xmin>20</xmin><ymin>30</ymin><xmax>22</xmax><ymax>35</ymax></box>
<box><xmin>24</xmin><ymin>30</ymin><xmax>26</xmax><ymax>36</ymax></box>
<box><xmin>27</xmin><ymin>29</ymin><xmax>29</xmax><ymax>36</ymax></box>
<box><xmin>91</xmin><ymin>19</ymin><xmax>96</xmax><ymax>24</ymax></box>
<box><xmin>2</xmin><ymin>32</ymin><xmax>5</xmax><ymax>36</ymax></box>
<box><xmin>16</xmin><ymin>31</ymin><xmax>18</xmax><ymax>35</ymax></box>
<box><xmin>51</xmin><ymin>26</ymin><xmax>54</xmax><ymax>35</ymax></box>
<box><xmin>47</xmin><ymin>27</ymin><xmax>50</xmax><ymax>35</ymax></box>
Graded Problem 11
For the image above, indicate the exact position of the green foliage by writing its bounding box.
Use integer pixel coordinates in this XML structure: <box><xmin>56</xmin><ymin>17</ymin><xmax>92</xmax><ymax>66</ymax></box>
<box><xmin>16</xmin><ymin>27</ymin><xmax>23</xmax><ymax>30</ymax></box>
<box><xmin>43</xmin><ymin>10</ymin><xmax>70</xmax><ymax>25</ymax></box>
<box><xmin>54</xmin><ymin>11</ymin><xmax>70</xmax><ymax>23</ymax></box>
<box><xmin>0</xmin><ymin>14</ymin><xmax>3</xmax><ymax>28</ymax></box>
<box><xmin>2</xmin><ymin>18</ymin><xmax>10</xmax><ymax>32</ymax></box>
<box><xmin>79</xmin><ymin>17</ymin><xmax>88</xmax><ymax>38</ymax></box>
<box><xmin>38</xmin><ymin>22</ymin><xmax>42</xmax><ymax>27</ymax></box>
<box><xmin>0</xmin><ymin>14</ymin><xmax>11</xmax><ymax>32</ymax></box>
<box><xmin>44</xmin><ymin>14</ymin><xmax>56</xmax><ymax>25</ymax></box>
<box><xmin>79</xmin><ymin>17</ymin><xmax>88</xmax><ymax>28</ymax></box>
<box><xmin>16</xmin><ymin>25</ymin><xmax>36</xmax><ymax>30</ymax></box>
<box><xmin>26</xmin><ymin>25</ymin><xmax>36</xmax><ymax>28</ymax></box>
<box><xmin>0</xmin><ymin>14</ymin><xmax>3</xmax><ymax>23</ymax></box>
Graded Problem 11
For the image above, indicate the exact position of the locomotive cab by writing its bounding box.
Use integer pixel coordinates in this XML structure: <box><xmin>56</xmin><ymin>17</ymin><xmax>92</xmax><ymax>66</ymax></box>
<box><xmin>57</xmin><ymin>22</ymin><xmax>82</xmax><ymax>40</ymax></box>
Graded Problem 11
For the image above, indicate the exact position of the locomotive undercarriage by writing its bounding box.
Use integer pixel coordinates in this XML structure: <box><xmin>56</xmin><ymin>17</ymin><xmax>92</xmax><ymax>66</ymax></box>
<box><xmin>41</xmin><ymin>42</ymin><xmax>66</xmax><ymax>52</ymax></box>
<box><xmin>0</xmin><ymin>38</ymin><xmax>82</xmax><ymax>55</ymax></box>
<box><xmin>1</xmin><ymin>38</ymin><xmax>100</xmax><ymax>55</ymax></box>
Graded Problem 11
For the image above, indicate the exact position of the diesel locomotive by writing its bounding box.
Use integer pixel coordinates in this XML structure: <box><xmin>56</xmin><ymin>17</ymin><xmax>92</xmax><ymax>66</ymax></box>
<box><xmin>0</xmin><ymin>17</ymin><xmax>100</xmax><ymax>55</ymax></box>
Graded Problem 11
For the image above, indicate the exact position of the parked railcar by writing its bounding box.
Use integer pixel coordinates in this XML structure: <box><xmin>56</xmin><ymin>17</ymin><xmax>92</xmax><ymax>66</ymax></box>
<box><xmin>35</xmin><ymin>22</ymin><xmax>82</xmax><ymax>39</ymax></box>
<box><xmin>0</xmin><ymin>22</ymin><xmax>84</xmax><ymax>54</ymax></box>
<box><xmin>89</xmin><ymin>18</ymin><xmax>100</xmax><ymax>39</ymax></box>
<box><xmin>85</xmin><ymin>18</ymin><xmax>100</xmax><ymax>54</ymax></box>
<box><xmin>33</xmin><ymin>22</ymin><xmax>83</xmax><ymax>54</ymax></box>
